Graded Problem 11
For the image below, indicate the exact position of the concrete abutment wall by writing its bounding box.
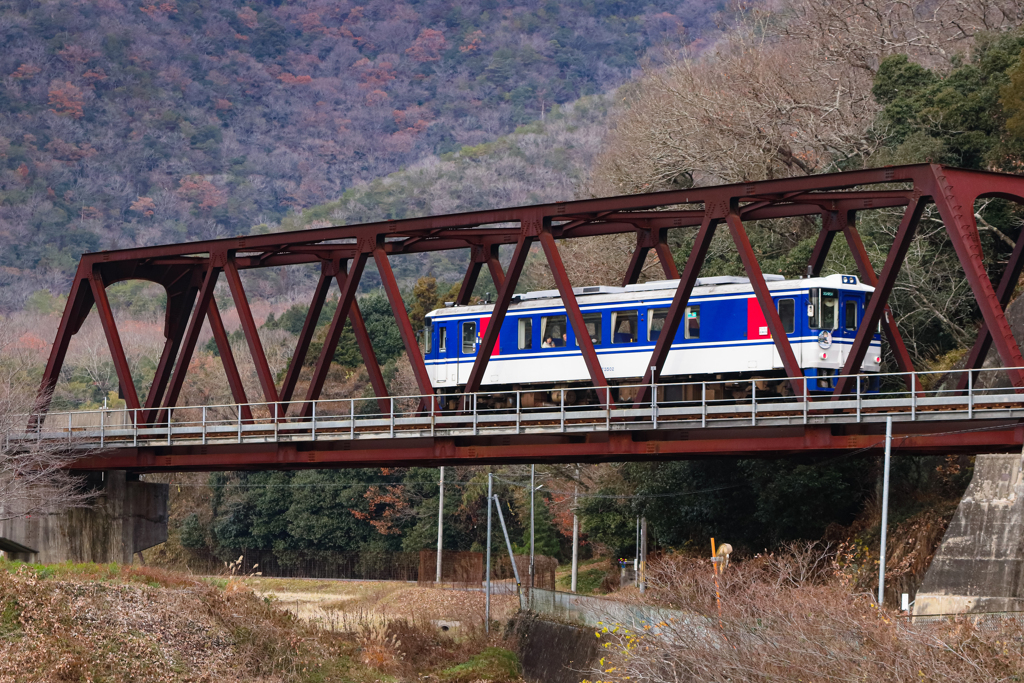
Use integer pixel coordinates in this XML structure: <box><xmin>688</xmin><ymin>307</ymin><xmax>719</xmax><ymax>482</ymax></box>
<box><xmin>0</xmin><ymin>470</ymin><xmax>168</xmax><ymax>564</ymax></box>
<box><xmin>915</xmin><ymin>452</ymin><xmax>1024</xmax><ymax>617</ymax></box>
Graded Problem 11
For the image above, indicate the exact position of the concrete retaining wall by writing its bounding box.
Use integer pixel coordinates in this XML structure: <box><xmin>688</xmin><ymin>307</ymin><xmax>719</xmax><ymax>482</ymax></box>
<box><xmin>915</xmin><ymin>452</ymin><xmax>1024</xmax><ymax>617</ymax></box>
<box><xmin>0</xmin><ymin>470</ymin><xmax>167</xmax><ymax>564</ymax></box>
<box><xmin>513</xmin><ymin>613</ymin><xmax>598</xmax><ymax>683</ymax></box>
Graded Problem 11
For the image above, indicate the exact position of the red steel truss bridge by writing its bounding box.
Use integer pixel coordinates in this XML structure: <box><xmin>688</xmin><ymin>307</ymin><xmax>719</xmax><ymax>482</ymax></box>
<box><xmin>29</xmin><ymin>164</ymin><xmax>1024</xmax><ymax>471</ymax></box>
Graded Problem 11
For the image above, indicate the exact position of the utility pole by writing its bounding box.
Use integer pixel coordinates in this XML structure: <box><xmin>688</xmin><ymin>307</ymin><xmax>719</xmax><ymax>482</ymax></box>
<box><xmin>639</xmin><ymin>516</ymin><xmax>648</xmax><ymax>594</ymax></box>
<box><xmin>571</xmin><ymin>465</ymin><xmax>579</xmax><ymax>593</ymax></box>
<box><xmin>529</xmin><ymin>464</ymin><xmax>535</xmax><ymax>592</ymax></box>
<box><xmin>635</xmin><ymin>516</ymin><xmax>640</xmax><ymax>587</ymax></box>
<box><xmin>485</xmin><ymin>471</ymin><xmax>493</xmax><ymax>632</ymax></box>
<box><xmin>436</xmin><ymin>466</ymin><xmax>444</xmax><ymax>584</ymax></box>
<box><xmin>878</xmin><ymin>416</ymin><xmax>892</xmax><ymax>606</ymax></box>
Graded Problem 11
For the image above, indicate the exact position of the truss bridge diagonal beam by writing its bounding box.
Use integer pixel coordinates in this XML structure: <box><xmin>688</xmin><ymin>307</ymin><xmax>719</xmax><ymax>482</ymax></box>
<box><xmin>157</xmin><ymin>263</ymin><xmax>222</xmax><ymax>424</ymax></box>
<box><xmin>633</xmin><ymin>211</ymin><xmax>722</xmax><ymax>408</ymax></box>
<box><xmin>206</xmin><ymin>296</ymin><xmax>254</xmax><ymax>423</ymax></box>
<box><xmin>88</xmin><ymin>269</ymin><xmax>141</xmax><ymax>412</ymax></box>
<box><xmin>33</xmin><ymin>164</ymin><xmax>1024</xmax><ymax>427</ymax></box>
<box><xmin>300</xmin><ymin>253</ymin><xmax>367</xmax><ymax>418</ymax></box>
<box><xmin>812</xmin><ymin>208</ymin><xmax>919</xmax><ymax>394</ymax></box>
<box><xmin>957</xmin><ymin>229</ymin><xmax>1024</xmax><ymax>392</ymax></box>
<box><xmin>539</xmin><ymin>229</ymin><xmax>609</xmax><ymax>405</ymax></box>
<box><xmin>223</xmin><ymin>258</ymin><xmax>279</xmax><ymax>416</ymax></box>
<box><xmin>727</xmin><ymin>209</ymin><xmax>805</xmax><ymax>396</ymax></box>
<box><xmin>833</xmin><ymin>199</ymin><xmax>925</xmax><ymax>398</ymax></box>
<box><xmin>374</xmin><ymin>245</ymin><xmax>436</xmax><ymax>405</ymax></box>
<box><xmin>463</xmin><ymin>232</ymin><xmax>535</xmax><ymax>394</ymax></box>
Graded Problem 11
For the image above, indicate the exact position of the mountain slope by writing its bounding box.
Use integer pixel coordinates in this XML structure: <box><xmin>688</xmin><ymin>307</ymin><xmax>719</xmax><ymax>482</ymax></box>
<box><xmin>0</xmin><ymin>0</ymin><xmax>728</xmax><ymax>311</ymax></box>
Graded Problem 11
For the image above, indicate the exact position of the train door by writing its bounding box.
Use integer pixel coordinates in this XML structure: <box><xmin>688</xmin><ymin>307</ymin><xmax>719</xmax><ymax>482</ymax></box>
<box><xmin>457</xmin><ymin>319</ymin><xmax>477</xmax><ymax>384</ymax></box>
<box><xmin>437</xmin><ymin>323</ymin><xmax>454</xmax><ymax>385</ymax></box>
<box><xmin>776</xmin><ymin>296</ymin><xmax>800</xmax><ymax>366</ymax></box>
<box><xmin>839</xmin><ymin>293</ymin><xmax>860</xmax><ymax>365</ymax></box>
<box><xmin>746</xmin><ymin>298</ymin><xmax>775</xmax><ymax>370</ymax></box>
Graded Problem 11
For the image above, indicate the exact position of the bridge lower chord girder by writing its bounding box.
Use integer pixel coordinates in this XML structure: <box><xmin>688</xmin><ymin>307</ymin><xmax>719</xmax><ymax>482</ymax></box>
<box><xmin>61</xmin><ymin>420</ymin><xmax>1024</xmax><ymax>473</ymax></box>
<box><xmin>32</xmin><ymin>164</ymin><xmax>1024</xmax><ymax>444</ymax></box>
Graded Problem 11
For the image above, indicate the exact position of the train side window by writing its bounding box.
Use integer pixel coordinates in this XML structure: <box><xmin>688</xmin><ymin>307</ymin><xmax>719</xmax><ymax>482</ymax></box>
<box><xmin>684</xmin><ymin>305</ymin><xmax>700</xmax><ymax>339</ymax></box>
<box><xmin>424</xmin><ymin>321</ymin><xmax>433</xmax><ymax>353</ymax></box>
<box><xmin>438</xmin><ymin>326</ymin><xmax>447</xmax><ymax>352</ymax></box>
<box><xmin>541</xmin><ymin>315</ymin><xmax>567</xmax><ymax>348</ymax></box>
<box><xmin>518</xmin><ymin>317</ymin><xmax>533</xmax><ymax>350</ymax></box>
<box><xmin>648</xmin><ymin>308</ymin><xmax>667</xmax><ymax>341</ymax></box>
<box><xmin>778</xmin><ymin>298</ymin><xmax>795</xmax><ymax>334</ymax></box>
<box><xmin>611</xmin><ymin>310</ymin><xmax>638</xmax><ymax>344</ymax></box>
<box><xmin>577</xmin><ymin>313</ymin><xmax>602</xmax><ymax>346</ymax></box>
<box><xmin>809</xmin><ymin>288</ymin><xmax>838</xmax><ymax>330</ymax></box>
<box><xmin>462</xmin><ymin>321</ymin><xmax>476</xmax><ymax>353</ymax></box>
<box><xmin>844</xmin><ymin>300</ymin><xmax>857</xmax><ymax>330</ymax></box>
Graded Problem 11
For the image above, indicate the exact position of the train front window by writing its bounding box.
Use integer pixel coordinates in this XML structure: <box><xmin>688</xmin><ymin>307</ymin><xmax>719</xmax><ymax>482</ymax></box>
<box><xmin>809</xmin><ymin>288</ymin><xmax>838</xmax><ymax>330</ymax></box>
<box><xmin>648</xmin><ymin>308</ymin><xmax>667</xmax><ymax>341</ymax></box>
<box><xmin>684</xmin><ymin>305</ymin><xmax>700</xmax><ymax>339</ymax></box>
<box><xmin>778</xmin><ymin>298</ymin><xmax>795</xmax><ymax>334</ymax></box>
<box><xmin>844</xmin><ymin>300</ymin><xmax>857</xmax><ymax>330</ymax></box>
<box><xmin>541</xmin><ymin>315</ymin><xmax>567</xmax><ymax>348</ymax></box>
<box><xmin>612</xmin><ymin>310</ymin><xmax>637</xmax><ymax>344</ymax></box>
<box><xmin>462</xmin><ymin>321</ymin><xmax>476</xmax><ymax>353</ymax></box>
<box><xmin>518</xmin><ymin>318</ymin><xmax>533</xmax><ymax>350</ymax></box>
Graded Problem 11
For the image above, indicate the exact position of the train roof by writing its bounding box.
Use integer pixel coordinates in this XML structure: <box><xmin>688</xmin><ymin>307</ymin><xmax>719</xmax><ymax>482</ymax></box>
<box><xmin>426</xmin><ymin>273</ymin><xmax>874</xmax><ymax>318</ymax></box>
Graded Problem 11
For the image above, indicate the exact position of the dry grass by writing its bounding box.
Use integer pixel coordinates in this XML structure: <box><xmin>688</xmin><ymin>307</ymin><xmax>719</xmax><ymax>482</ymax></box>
<box><xmin>586</xmin><ymin>548</ymin><xmax>1024</xmax><ymax>683</ymax></box>
<box><xmin>0</xmin><ymin>560</ymin><xmax>523</xmax><ymax>683</ymax></box>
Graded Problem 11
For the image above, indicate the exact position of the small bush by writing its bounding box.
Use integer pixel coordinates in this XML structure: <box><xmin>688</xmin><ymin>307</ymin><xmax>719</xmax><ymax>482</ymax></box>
<box><xmin>441</xmin><ymin>647</ymin><xmax>520</xmax><ymax>682</ymax></box>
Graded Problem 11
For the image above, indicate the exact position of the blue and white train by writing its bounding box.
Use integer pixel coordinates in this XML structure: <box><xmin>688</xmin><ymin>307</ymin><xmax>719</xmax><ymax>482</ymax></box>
<box><xmin>423</xmin><ymin>274</ymin><xmax>882</xmax><ymax>406</ymax></box>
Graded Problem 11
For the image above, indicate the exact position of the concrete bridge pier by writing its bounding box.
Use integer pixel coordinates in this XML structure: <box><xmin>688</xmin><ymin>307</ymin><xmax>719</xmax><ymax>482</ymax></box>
<box><xmin>914</xmin><ymin>452</ymin><xmax>1024</xmax><ymax>617</ymax></box>
<box><xmin>0</xmin><ymin>470</ymin><xmax>168</xmax><ymax>564</ymax></box>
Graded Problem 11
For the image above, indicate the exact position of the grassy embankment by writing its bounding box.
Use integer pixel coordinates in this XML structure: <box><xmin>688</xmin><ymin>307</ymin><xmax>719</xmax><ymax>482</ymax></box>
<box><xmin>0</xmin><ymin>560</ymin><xmax>522</xmax><ymax>683</ymax></box>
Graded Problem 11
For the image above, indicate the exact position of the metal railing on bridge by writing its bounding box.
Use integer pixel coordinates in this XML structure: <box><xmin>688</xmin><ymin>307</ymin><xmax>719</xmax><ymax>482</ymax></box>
<box><xmin>21</xmin><ymin>367</ymin><xmax>1024</xmax><ymax>450</ymax></box>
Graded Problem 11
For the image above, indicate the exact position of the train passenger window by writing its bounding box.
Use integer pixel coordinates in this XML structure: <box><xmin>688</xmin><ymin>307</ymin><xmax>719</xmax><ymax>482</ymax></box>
<box><xmin>577</xmin><ymin>313</ymin><xmax>602</xmax><ymax>346</ymax></box>
<box><xmin>518</xmin><ymin>318</ymin><xmax>533</xmax><ymax>350</ymax></box>
<box><xmin>438</xmin><ymin>326</ymin><xmax>447</xmax><ymax>352</ymax></box>
<box><xmin>648</xmin><ymin>308</ymin><xmax>667</xmax><ymax>341</ymax></box>
<box><xmin>809</xmin><ymin>288</ymin><xmax>838</xmax><ymax>330</ymax></box>
<box><xmin>612</xmin><ymin>311</ymin><xmax>638</xmax><ymax>344</ymax></box>
<box><xmin>541</xmin><ymin>315</ymin><xmax>567</xmax><ymax>348</ymax></box>
<box><xmin>778</xmin><ymin>299</ymin><xmax>795</xmax><ymax>334</ymax></box>
<box><xmin>462</xmin><ymin>321</ymin><xmax>476</xmax><ymax>353</ymax></box>
<box><xmin>424</xmin><ymin>321</ymin><xmax>433</xmax><ymax>353</ymax></box>
<box><xmin>684</xmin><ymin>305</ymin><xmax>700</xmax><ymax>339</ymax></box>
<box><xmin>844</xmin><ymin>300</ymin><xmax>857</xmax><ymax>330</ymax></box>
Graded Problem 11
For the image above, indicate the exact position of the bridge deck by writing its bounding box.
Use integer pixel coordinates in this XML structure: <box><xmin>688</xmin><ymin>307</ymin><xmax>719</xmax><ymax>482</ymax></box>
<box><xmin>22</xmin><ymin>370</ymin><xmax>1024</xmax><ymax>471</ymax></box>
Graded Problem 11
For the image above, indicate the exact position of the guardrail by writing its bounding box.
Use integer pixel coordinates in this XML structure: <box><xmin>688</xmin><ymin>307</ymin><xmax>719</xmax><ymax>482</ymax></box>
<box><xmin>17</xmin><ymin>366</ymin><xmax>1024</xmax><ymax>449</ymax></box>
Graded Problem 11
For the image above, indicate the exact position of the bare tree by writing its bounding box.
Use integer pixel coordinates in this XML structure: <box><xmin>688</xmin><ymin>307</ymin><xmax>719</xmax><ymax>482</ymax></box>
<box><xmin>0</xmin><ymin>324</ymin><xmax>96</xmax><ymax>524</ymax></box>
